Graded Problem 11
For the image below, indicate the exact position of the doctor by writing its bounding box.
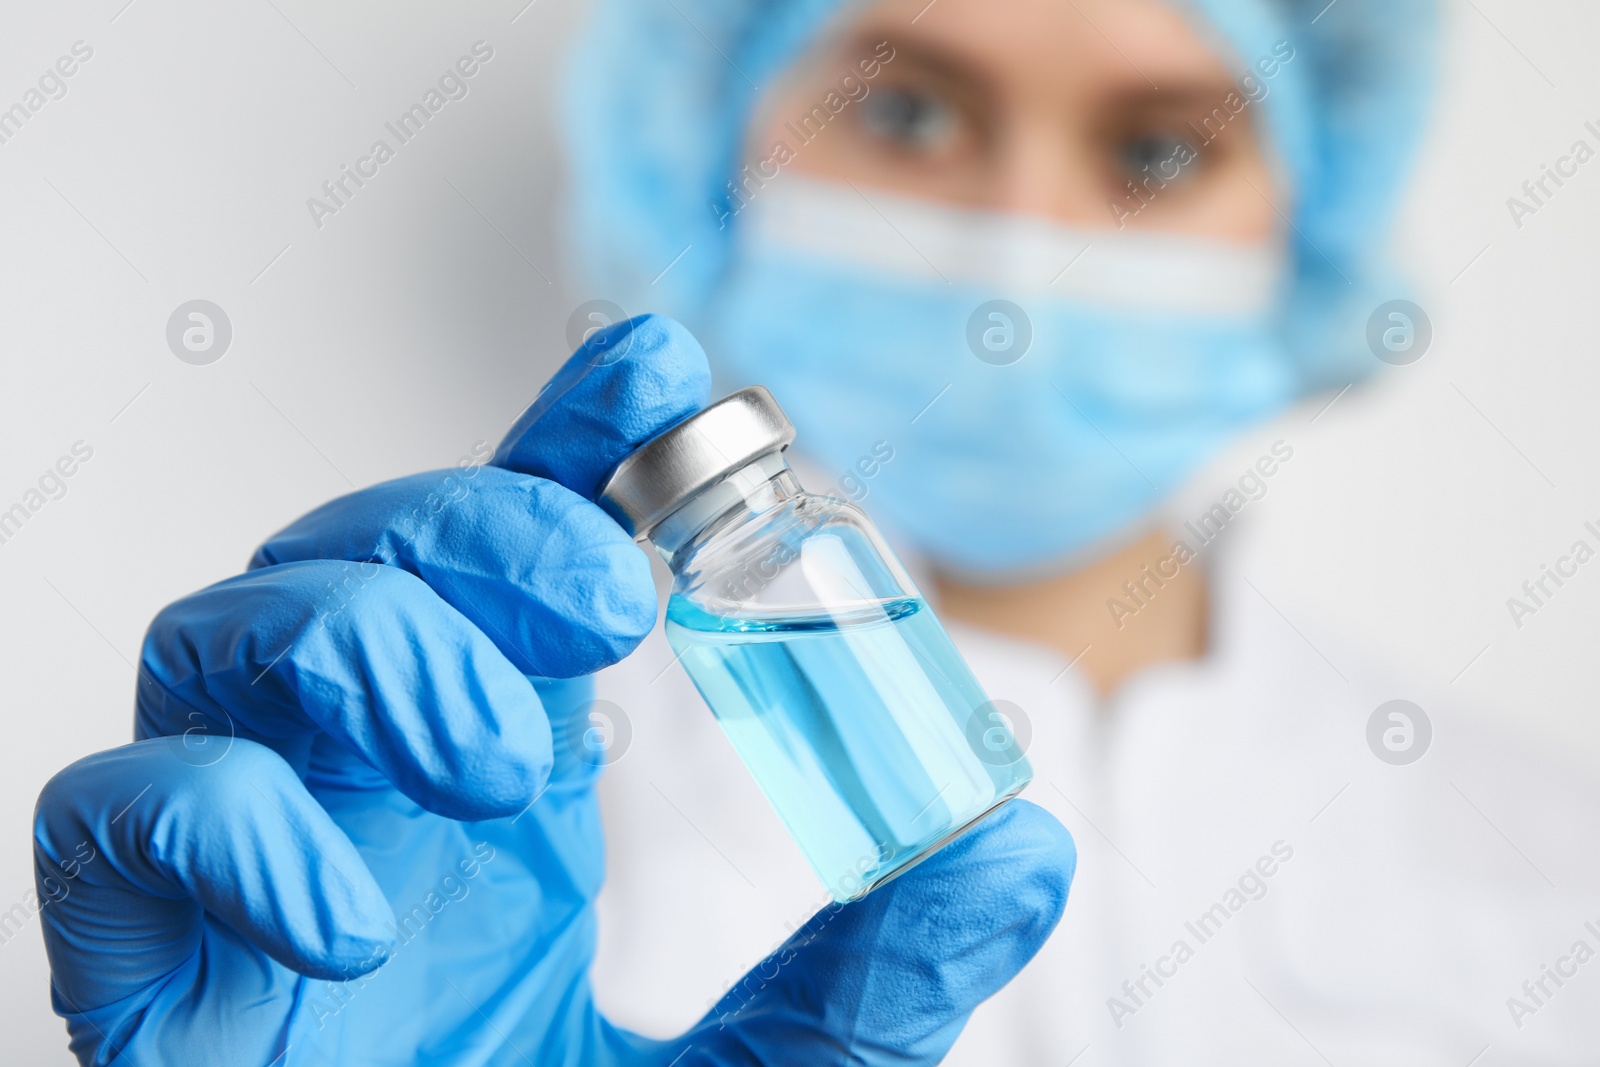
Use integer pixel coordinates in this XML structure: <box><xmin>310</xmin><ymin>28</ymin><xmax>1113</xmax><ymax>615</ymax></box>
<box><xmin>31</xmin><ymin>4</ymin><xmax>1600</xmax><ymax>1067</ymax></box>
<box><xmin>562</xmin><ymin>0</ymin><xmax>1600</xmax><ymax>1063</ymax></box>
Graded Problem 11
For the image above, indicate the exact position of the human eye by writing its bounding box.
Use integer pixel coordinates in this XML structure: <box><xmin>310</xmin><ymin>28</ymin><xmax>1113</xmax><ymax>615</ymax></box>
<box><xmin>1116</xmin><ymin>129</ymin><xmax>1200</xmax><ymax>183</ymax></box>
<box><xmin>857</xmin><ymin>84</ymin><xmax>959</xmax><ymax>152</ymax></box>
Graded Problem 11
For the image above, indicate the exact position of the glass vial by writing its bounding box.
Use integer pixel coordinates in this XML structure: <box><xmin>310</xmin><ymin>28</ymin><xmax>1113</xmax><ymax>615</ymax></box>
<box><xmin>599</xmin><ymin>387</ymin><xmax>1031</xmax><ymax>902</ymax></box>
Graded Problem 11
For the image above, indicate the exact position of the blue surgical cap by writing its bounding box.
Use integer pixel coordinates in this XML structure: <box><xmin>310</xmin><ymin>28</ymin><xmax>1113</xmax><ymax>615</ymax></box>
<box><xmin>560</xmin><ymin>0</ymin><xmax>1437</xmax><ymax>392</ymax></box>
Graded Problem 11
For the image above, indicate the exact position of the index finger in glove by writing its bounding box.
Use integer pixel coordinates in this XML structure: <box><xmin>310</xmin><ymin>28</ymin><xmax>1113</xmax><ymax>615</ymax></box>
<box><xmin>249</xmin><ymin>314</ymin><xmax>711</xmax><ymax>680</ymax></box>
<box><xmin>492</xmin><ymin>313</ymin><xmax>712</xmax><ymax>497</ymax></box>
<box><xmin>252</xmin><ymin>469</ymin><xmax>654</xmax><ymax>678</ymax></box>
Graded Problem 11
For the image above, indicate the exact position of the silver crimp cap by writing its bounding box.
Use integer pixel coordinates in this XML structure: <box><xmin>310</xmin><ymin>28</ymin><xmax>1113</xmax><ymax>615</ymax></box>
<box><xmin>597</xmin><ymin>386</ymin><xmax>795</xmax><ymax>540</ymax></box>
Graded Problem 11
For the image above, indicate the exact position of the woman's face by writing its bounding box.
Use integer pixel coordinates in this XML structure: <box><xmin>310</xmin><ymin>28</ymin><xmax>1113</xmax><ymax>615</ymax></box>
<box><xmin>748</xmin><ymin>0</ymin><xmax>1280</xmax><ymax>241</ymax></box>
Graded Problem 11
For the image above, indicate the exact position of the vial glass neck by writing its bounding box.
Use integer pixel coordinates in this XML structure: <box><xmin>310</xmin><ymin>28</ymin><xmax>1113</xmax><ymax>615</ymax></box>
<box><xmin>649</xmin><ymin>453</ymin><xmax>800</xmax><ymax>568</ymax></box>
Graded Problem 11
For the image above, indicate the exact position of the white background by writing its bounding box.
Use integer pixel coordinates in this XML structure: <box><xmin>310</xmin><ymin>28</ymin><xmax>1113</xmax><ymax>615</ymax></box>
<box><xmin>1</xmin><ymin>0</ymin><xmax>1596</xmax><ymax>1060</ymax></box>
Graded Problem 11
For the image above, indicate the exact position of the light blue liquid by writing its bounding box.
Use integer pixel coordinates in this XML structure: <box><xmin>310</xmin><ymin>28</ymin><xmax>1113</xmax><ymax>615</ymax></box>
<box><xmin>666</xmin><ymin>594</ymin><xmax>1032</xmax><ymax>901</ymax></box>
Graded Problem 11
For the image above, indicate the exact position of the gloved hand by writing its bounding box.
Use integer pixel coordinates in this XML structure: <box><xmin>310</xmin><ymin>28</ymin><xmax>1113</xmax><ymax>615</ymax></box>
<box><xmin>33</xmin><ymin>315</ymin><xmax>1077</xmax><ymax>1067</ymax></box>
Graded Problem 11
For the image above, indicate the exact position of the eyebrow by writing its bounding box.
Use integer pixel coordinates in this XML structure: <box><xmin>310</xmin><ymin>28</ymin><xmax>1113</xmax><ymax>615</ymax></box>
<box><xmin>1102</xmin><ymin>79</ymin><xmax>1253</xmax><ymax>115</ymax></box>
<box><xmin>844</xmin><ymin>28</ymin><xmax>1241</xmax><ymax>112</ymax></box>
<box><xmin>841</xmin><ymin>31</ymin><xmax>1001</xmax><ymax>99</ymax></box>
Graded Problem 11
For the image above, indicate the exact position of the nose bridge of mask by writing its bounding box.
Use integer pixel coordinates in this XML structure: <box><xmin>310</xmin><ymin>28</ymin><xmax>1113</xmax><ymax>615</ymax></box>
<box><xmin>734</xmin><ymin>173</ymin><xmax>1284</xmax><ymax>318</ymax></box>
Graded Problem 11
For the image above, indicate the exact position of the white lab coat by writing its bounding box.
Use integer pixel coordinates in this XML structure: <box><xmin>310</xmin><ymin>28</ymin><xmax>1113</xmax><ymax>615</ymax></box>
<box><xmin>589</xmin><ymin>534</ymin><xmax>1600</xmax><ymax>1065</ymax></box>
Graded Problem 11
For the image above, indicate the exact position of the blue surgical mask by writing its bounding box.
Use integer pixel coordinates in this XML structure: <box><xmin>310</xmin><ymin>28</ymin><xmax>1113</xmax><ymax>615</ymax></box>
<box><xmin>699</xmin><ymin>174</ymin><xmax>1297</xmax><ymax>579</ymax></box>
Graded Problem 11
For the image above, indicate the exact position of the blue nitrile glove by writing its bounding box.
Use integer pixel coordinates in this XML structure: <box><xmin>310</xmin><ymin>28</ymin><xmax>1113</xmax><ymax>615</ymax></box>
<box><xmin>33</xmin><ymin>315</ymin><xmax>1076</xmax><ymax>1067</ymax></box>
